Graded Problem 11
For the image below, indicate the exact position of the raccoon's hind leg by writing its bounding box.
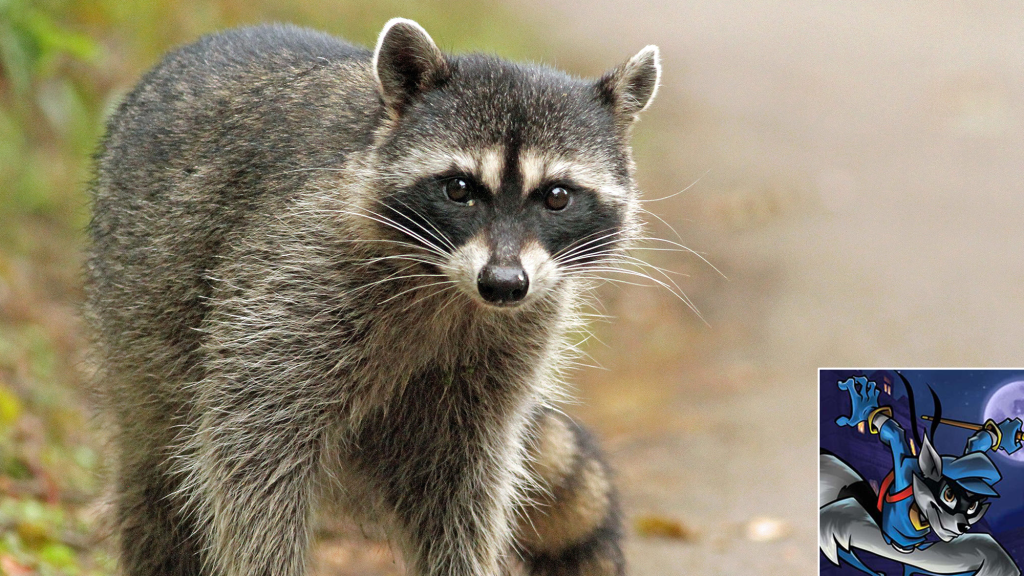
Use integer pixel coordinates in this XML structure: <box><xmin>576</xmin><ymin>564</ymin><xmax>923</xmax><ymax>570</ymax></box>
<box><xmin>515</xmin><ymin>409</ymin><xmax>625</xmax><ymax>576</ymax></box>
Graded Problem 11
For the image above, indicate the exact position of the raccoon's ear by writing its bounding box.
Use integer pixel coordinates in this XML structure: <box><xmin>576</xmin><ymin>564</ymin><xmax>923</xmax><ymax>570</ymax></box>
<box><xmin>919</xmin><ymin>435</ymin><xmax>943</xmax><ymax>481</ymax></box>
<box><xmin>373</xmin><ymin>18</ymin><xmax>450</xmax><ymax>115</ymax></box>
<box><xmin>597</xmin><ymin>45</ymin><xmax>661</xmax><ymax>122</ymax></box>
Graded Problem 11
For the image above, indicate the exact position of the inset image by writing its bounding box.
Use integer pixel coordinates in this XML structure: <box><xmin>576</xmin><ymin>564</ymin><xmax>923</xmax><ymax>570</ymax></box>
<box><xmin>820</xmin><ymin>369</ymin><xmax>1024</xmax><ymax>576</ymax></box>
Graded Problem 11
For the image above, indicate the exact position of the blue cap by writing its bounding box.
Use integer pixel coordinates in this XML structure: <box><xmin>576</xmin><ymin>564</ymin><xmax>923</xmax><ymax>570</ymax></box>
<box><xmin>941</xmin><ymin>453</ymin><xmax>1001</xmax><ymax>497</ymax></box>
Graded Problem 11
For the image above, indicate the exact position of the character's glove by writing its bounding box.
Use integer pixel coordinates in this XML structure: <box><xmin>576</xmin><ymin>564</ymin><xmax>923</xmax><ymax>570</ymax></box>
<box><xmin>835</xmin><ymin>376</ymin><xmax>880</xmax><ymax>428</ymax></box>
<box><xmin>995</xmin><ymin>417</ymin><xmax>1023</xmax><ymax>454</ymax></box>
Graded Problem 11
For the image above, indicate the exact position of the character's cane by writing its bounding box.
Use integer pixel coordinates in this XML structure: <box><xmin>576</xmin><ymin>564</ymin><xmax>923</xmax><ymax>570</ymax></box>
<box><xmin>921</xmin><ymin>415</ymin><xmax>1024</xmax><ymax>454</ymax></box>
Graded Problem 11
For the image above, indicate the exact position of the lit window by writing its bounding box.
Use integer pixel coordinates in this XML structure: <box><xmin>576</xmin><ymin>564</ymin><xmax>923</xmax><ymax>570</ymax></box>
<box><xmin>858</xmin><ymin>422</ymin><xmax>865</xmax><ymax>434</ymax></box>
<box><xmin>910</xmin><ymin>439</ymin><xmax>916</xmax><ymax>455</ymax></box>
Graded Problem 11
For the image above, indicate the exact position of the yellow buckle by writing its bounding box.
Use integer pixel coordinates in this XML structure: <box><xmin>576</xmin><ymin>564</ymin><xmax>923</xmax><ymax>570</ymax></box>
<box><xmin>984</xmin><ymin>419</ymin><xmax>1002</xmax><ymax>451</ymax></box>
<box><xmin>909</xmin><ymin>503</ymin><xmax>929</xmax><ymax>530</ymax></box>
<box><xmin>868</xmin><ymin>406</ymin><xmax>894</xmax><ymax>434</ymax></box>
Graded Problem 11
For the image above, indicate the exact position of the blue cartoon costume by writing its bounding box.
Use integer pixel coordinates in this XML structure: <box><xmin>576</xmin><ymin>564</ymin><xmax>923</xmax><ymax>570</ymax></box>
<box><xmin>821</xmin><ymin>375</ymin><xmax>1022</xmax><ymax>576</ymax></box>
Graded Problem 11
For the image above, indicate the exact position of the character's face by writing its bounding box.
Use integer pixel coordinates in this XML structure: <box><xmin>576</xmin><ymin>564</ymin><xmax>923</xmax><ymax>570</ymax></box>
<box><xmin>913</xmin><ymin>436</ymin><xmax>991</xmax><ymax>542</ymax></box>
<box><xmin>912</xmin><ymin>475</ymin><xmax>990</xmax><ymax>541</ymax></box>
<box><xmin>359</xmin><ymin>19</ymin><xmax>658</xmax><ymax>310</ymax></box>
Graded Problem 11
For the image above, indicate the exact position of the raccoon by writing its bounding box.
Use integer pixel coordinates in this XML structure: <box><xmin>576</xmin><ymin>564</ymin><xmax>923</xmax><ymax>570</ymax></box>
<box><xmin>86</xmin><ymin>18</ymin><xmax>660</xmax><ymax>576</ymax></box>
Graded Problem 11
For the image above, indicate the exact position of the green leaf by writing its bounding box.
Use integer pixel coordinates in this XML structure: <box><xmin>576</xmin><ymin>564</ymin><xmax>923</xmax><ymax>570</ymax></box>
<box><xmin>39</xmin><ymin>542</ymin><xmax>77</xmax><ymax>569</ymax></box>
<box><xmin>0</xmin><ymin>385</ymin><xmax>22</xmax><ymax>425</ymax></box>
<box><xmin>0</xmin><ymin>19</ymin><xmax>33</xmax><ymax>94</ymax></box>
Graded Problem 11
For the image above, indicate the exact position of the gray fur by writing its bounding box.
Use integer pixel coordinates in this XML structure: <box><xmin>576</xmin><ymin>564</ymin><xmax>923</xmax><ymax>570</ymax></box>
<box><xmin>820</xmin><ymin>454</ymin><xmax>1019</xmax><ymax>576</ymax></box>
<box><xmin>516</xmin><ymin>409</ymin><xmax>625</xmax><ymax>576</ymax></box>
<box><xmin>819</xmin><ymin>450</ymin><xmax>863</xmax><ymax>509</ymax></box>
<box><xmin>913</xmin><ymin>436</ymin><xmax>969</xmax><ymax>542</ymax></box>
<box><xmin>918</xmin><ymin>435</ymin><xmax>943</xmax><ymax>481</ymax></box>
<box><xmin>86</xmin><ymin>18</ymin><xmax>656</xmax><ymax>576</ymax></box>
<box><xmin>821</xmin><ymin>497</ymin><xmax>1019</xmax><ymax>576</ymax></box>
<box><xmin>911</xmin><ymin>474</ymin><xmax>963</xmax><ymax>542</ymax></box>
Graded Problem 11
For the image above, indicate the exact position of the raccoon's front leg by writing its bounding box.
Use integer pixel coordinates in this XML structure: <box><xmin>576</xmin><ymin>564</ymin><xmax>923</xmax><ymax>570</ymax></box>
<box><xmin>187</xmin><ymin>405</ymin><xmax>324</xmax><ymax>576</ymax></box>
<box><xmin>351</xmin><ymin>398</ymin><xmax>525</xmax><ymax>576</ymax></box>
<box><xmin>113</xmin><ymin>431</ymin><xmax>204</xmax><ymax>576</ymax></box>
<box><xmin>395</xmin><ymin>474</ymin><xmax>516</xmax><ymax>576</ymax></box>
<box><xmin>515</xmin><ymin>409</ymin><xmax>625</xmax><ymax>576</ymax></box>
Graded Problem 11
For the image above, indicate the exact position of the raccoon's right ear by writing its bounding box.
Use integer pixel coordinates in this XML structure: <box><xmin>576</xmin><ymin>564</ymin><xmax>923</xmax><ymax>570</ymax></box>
<box><xmin>597</xmin><ymin>45</ymin><xmax>661</xmax><ymax>124</ymax></box>
<box><xmin>919</xmin><ymin>435</ymin><xmax>943</xmax><ymax>481</ymax></box>
<box><xmin>373</xmin><ymin>18</ymin><xmax>450</xmax><ymax>116</ymax></box>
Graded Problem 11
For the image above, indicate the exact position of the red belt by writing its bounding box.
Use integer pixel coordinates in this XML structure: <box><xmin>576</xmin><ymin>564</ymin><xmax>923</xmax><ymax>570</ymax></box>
<box><xmin>877</xmin><ymin>470</ymin><xmax>914</xmax><ymax>511</ymax></box>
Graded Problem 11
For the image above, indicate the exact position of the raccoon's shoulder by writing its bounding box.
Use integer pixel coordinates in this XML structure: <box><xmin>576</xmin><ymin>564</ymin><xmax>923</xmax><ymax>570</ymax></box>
<box><xmin>158</xmin><ymin>24</ymin><xmax>371</xmax><ymax>78</ymax></box>
<box><xmin>98</xmin><ymin>24</ymin><xmax>382</xmax><ymax>195</ymax></box>
<box><xmin>106</xmin><ymin>24</ymin><xmax>378</xmax><ymax>138</ymax></box>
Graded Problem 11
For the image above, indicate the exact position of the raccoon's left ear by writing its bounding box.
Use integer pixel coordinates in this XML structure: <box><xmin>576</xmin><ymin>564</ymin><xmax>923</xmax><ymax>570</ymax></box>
<box><xmin>373</xmin><ymin>18</ymin><xmax>450</xmax><ymax>115</ymax></box>
<box><xmin>597</xmin><ymin>45</ymin><xmax>661</xmax><ymax>123</ymax></box>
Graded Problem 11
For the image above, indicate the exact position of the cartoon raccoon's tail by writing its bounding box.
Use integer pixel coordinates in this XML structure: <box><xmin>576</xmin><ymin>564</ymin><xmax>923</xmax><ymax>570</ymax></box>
<box><xmin>820</xmin><ymin>452</ymin><xmax>877</xmax><ymax>567</ymax></box>
<box><xmin>820</xmin><ymin>451</ymin><xmax>865</xmax><ymax>507</ymax></box>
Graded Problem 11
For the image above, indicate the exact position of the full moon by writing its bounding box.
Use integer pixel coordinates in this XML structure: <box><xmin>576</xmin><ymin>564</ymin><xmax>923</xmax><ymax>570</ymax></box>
<box><xmin>982</xmin><ymin>380</ymin><xmax>1024</xmax><ymax>464</ymax></box>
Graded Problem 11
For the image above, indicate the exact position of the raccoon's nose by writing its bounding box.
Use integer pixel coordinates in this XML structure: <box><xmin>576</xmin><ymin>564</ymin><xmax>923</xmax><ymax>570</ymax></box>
<box><xmin>477</xmin><ymin>264</ymin><xmax>529</xmax><ymax>304</ymax></box>
<box><xmin>958</xmin><ymin>522</ymin><xmax>970</xmax><ymax>533</ymax></box>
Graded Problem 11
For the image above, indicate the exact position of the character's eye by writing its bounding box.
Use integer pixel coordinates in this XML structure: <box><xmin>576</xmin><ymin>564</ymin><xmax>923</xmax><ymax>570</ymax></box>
<box><xmin>445</xmin><ymin>178</ymin><xmax>473</xmax><ymax>204</ymax></box>
<box><xmin>544</xmin><ymin>186</ymin><xmax>570</xmax><ymax>211</ymax></box>
<box><xmin>967</xmin><ymin>500</ymin><xmax>979</xmax><ymax>515</ymax></box>
<box><xmin>942</xmin><ymin>486</ymin><xmax>956</xmax><ymax>506</ymax></box>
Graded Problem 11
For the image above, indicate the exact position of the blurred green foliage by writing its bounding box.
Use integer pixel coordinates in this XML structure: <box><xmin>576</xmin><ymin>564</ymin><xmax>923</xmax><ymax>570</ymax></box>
<box><xmin>0</xmin><ymin>1</ymin><xmax>545</xmax><ymax>573</ymax></box>
<box><xmin>0</xmin><ymin>0</ymin><xmax>547</xmax><ymax>241</ymax></box>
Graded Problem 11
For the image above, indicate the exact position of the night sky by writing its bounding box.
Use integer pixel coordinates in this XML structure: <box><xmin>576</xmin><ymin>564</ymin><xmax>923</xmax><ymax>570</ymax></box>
<box><xmin>871</xmin><ymin>369</ymin><xmax>1024</xmax><ymax>532</ymax></box>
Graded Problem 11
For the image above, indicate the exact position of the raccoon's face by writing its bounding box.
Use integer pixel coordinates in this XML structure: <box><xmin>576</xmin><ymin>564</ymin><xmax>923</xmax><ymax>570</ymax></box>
<box><xmin>912</xmin><ymin>475</ymin><xmax>990</xmax><ymax>541</ymax></box>
<box><xmin>912</xmin><ymin>436</ymin><xmax>992</xmax><ymax>542</ymax></box>
<box><xmin>362</xmin><ymin>19</ymin><xmax>659</xmax><ymax>309</ymax></box>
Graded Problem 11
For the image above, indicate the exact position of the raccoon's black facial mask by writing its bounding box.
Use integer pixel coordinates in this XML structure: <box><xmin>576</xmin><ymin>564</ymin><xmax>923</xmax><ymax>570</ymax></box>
<box><xmin>921</xmin><ymin>476</ymin><xmax>989</xmax><ymax>520</ymax></box>
<box><xmin>375</xmin><ymin>169</ymin><xmax>623</xmax><ymax>307</ymax></box>
<box><xmin>380</xmin><ymin>173</ymin><xmax>621</xmax><ymax>256</ymax></box>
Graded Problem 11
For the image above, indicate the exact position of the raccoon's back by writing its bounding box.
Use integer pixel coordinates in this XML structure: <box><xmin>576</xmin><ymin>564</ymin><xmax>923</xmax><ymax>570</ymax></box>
<box><xmin>86</xmin><ymin>24</ymin><xmax>382</xmax><ymax>385</ymax></box>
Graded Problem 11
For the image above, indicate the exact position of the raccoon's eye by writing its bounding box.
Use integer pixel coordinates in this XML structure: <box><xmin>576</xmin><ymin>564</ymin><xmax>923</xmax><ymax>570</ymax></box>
<box><xmin>544</xmin><ymin>186</ymin><xmax>570</xmax><ymax>211</ymax></box>
<box><xmin>444</xmin><ymin>178</ymin><xmax>472</xmax><ymax>203</ymax></box>
<box><xmin>967</xmin><ymin>500</ymin><xmax>979</xmax><ymax>515</ymax></box>
<box><xmin>942</xmin><ymin>486</ymin><xmax>956</xmax><ymax>506</ymax></box>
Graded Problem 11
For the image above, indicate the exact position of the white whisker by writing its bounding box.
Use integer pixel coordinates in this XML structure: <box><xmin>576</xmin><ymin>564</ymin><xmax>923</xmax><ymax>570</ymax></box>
<box><xmin>383</xmin><ymin>196</ymin><xmax>457</xmax><ymax>253</ymax></box>
<box><xmin>337</xmin><ymin>209</ymin><xmax>450</xmax><ymax>260</ymax></box>
<box><xmin>377</xmin><ymin>279</ymin><xmax>459</xmax><ymax>306</ymax></box>
<box><xmin>639</xmin><ymin>168</ymin><xmax>709</xmax><ymax>204</ymax></box>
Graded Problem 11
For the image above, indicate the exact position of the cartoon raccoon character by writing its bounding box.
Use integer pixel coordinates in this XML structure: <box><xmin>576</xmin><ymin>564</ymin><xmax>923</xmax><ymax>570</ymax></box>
<box><xmin>86</xmin><ymin>17</ymin><xmax>662</xmax><ymax>576</ymax></box>
<box><xmin>820</xmin><ymin>375</ymin><xmax>1021</xmax><ymax>576</ymax></box>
